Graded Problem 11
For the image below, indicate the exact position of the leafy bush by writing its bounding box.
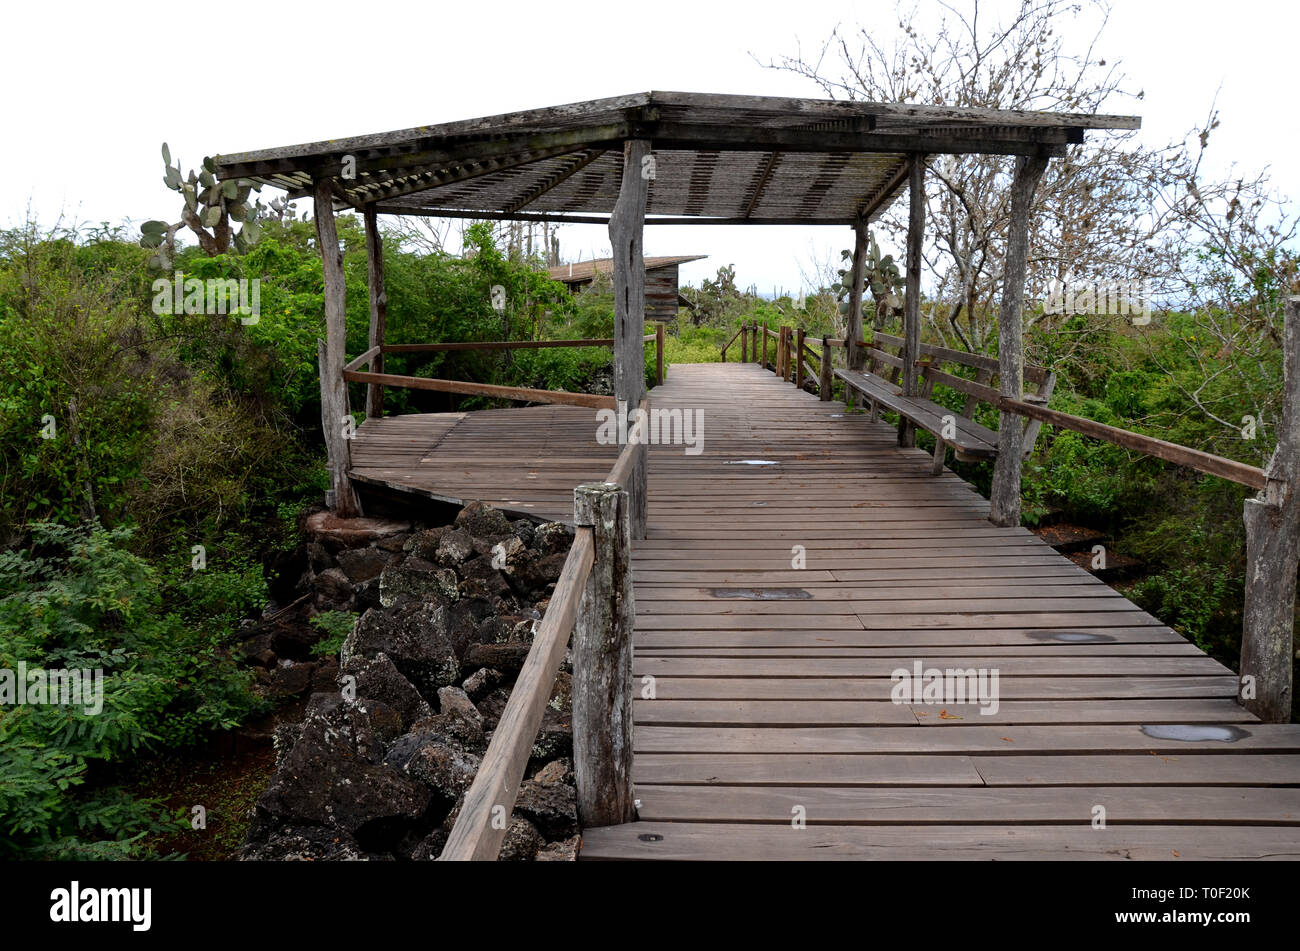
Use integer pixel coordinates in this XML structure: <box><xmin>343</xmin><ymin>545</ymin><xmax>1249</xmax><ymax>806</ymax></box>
<box><xmin>0</xmin><ymin>522</ymin><xmax>263</xmax><ymax>857</ymax></box>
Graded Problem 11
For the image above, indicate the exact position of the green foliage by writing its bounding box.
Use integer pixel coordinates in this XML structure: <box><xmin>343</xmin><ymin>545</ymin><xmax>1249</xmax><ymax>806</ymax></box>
<box><xmin>309</xmin><ymin>610</ymin><xmax>359</xmax><ymax>657</ymax></box>
<box><xmin>0</xmin><ymin>522</ymin><xmax>261</xmax><ymax>858</ymax></box>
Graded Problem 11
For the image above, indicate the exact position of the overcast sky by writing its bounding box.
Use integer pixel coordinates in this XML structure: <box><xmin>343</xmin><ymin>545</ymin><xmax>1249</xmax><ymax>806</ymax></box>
<box><xmin>4</xmin><ymin>0</ymin><xmax>1296</xmax><ymax>294</ymax></box>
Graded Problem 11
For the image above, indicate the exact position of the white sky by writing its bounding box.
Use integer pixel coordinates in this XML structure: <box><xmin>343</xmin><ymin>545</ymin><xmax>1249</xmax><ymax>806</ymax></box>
<box><xmin>4</xmin><ymin>0</ymin><xmax>1296</xmax><ymax>294</ymax></box>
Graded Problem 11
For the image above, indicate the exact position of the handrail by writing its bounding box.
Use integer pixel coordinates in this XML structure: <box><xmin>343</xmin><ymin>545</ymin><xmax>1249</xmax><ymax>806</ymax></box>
<box><xmin>342</xmin><ymin>368</ymin><xmax>614</xmax><ymax>409</ymax></box>
<box><xmin>606</xmin><ymin>398</ymin><xmax>651</xmax><ymax>488</ymax></box>
<box><xmin>439</xmin><ymin>527</ymin><xmax>596</xmax><ymax>861</ymax></box>
<box><xmin>999</xmin><ymin>396</ymin><xmax>1267</xmax><ymax>490</ymax></box>
<box><xmin>439</xmin><ymin>398</ymin><xmax>649</xmax><ymax>861</ymax></box>
<box><xmin>719</xmin><ymin>325</ymin><xmax>743</xmax><ymax>361</ymax></box>
<box><xmin>343</xmin><ymin>345</ymin><xmax>382</xmax><ymax>372</ymax></box>
<box><xmin>345</xmin><ymin>329</ymin><xmax>665</xmax><ymax>414</ymax></box>
<box><xmin>385</xmin><ymin>338</ymin><xmax>616</xmax><ymax>353</ymax></box>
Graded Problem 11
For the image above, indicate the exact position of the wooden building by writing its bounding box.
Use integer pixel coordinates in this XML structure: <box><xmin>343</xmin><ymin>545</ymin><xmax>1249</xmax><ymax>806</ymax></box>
<box><xmin>547</xmin><ymin>255</ymin><xmax>705</xmax><ymax>323</ymax></box>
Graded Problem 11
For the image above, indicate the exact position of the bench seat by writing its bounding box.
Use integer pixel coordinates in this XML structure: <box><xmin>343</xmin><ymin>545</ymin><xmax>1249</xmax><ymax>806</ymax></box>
<box><xmin>835</xmin><ymin>367</ymin><xmax>999</xmax><ymax>458</ymax></box>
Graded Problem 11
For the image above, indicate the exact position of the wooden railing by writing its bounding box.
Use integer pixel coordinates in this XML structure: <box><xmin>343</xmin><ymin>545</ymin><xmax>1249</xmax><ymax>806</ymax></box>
<box><xmin>342</xmin><ymin>329</ymin><xmax>665</xmax><ymax>416</ymax></box>
<box><xmin>739</xmin><ymin>300</ymin><xmax>1300</xmax><ymax>724</ymax></box>
<box><xmin>438</xmin><ymin>399</ymin><xmax>647</xmax><ymax>861</ymax></box>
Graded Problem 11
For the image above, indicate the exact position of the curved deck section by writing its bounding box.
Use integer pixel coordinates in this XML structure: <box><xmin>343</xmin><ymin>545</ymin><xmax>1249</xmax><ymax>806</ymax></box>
<box><xmin>349</xmin><ymin>403</ymin><xmax>619</xmax><ymax>522</ymax></box>
<box><xmin>353</xmin><ymin>363</ymin><xmax>1300</xmax><ymax>859</ymax></box>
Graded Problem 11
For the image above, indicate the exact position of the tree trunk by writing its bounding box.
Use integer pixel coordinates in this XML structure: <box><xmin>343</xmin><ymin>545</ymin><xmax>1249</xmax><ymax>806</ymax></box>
<box><xmin>988</xmin><ymin>154</ymin><xmax>1048</xmax><ymax>528</ymax></box>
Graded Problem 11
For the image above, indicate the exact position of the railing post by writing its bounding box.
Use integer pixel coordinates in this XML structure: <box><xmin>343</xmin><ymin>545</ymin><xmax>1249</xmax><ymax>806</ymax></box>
<box><xmin>572</xmin><ymin>482</ymin><xmax>636</xmax><ymax>827</ymax></box>
<box><xmin>790</xmin><ymin>327</ymin><xmax>800</xmax><ymax>387</ymax></box>
<box><xmin>820</xmin><ymin>335</ymin><xmax>832</xmax><ymax>401</ymax></box>
<box><xmin>1241</xmin><ymin>296</ymin><xmax>1300</xmax><ymax>722</ymax></box>
<box><xmin>761</xmin><ymin>324</ymin><xmax>769</xmax><ymax>369</ymax></box>
<box><xmin>741</xmin><ymin>323</ymin><xmax>748</xmax><ymax>363</ymax></box>
<box><xmin>655</xmin><ymin>322</ymin><xmax>665</xmax><ymax>386</ymax></box>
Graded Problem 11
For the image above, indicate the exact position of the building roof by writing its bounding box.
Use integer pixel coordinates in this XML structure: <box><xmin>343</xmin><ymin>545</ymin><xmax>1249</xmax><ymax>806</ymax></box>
<box><xmin>547</xmin><ymin>255</ymin><xmax>707</xmax><ymax>284</ymax></box>
<box><xmin>214</xmin><ymin>90</ymin><xmax>1139</xmax><ymax>226</ymax></box>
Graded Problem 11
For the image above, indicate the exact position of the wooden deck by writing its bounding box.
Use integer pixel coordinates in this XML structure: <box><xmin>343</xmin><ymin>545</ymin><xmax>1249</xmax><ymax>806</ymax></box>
<box><xmin>352</xmin><ymin>363</ymin><xmax>1300</xmax><ymax>860</ymax></box>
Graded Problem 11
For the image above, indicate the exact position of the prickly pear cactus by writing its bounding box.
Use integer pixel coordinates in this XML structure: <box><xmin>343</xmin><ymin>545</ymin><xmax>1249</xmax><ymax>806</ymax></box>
<box><xmin>832</xmin><ymin>232</ymin><xmax>905</xmax><ymax>327</ymax></box>
<box><xmin>140</xmin><ymin>142</ymin><xmax>265</xmax><ymax>268</ymax></box>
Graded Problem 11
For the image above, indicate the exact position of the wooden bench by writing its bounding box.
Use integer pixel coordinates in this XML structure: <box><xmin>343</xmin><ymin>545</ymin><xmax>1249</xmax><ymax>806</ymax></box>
<box><xmin>835</xmin><ymin>331</ymin><xmax>1055</xmax><ymax>475</ymax></box>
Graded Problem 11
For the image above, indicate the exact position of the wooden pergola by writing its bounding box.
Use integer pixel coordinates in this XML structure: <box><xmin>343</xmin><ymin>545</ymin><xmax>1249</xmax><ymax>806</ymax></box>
<box><xmin>213</xmin><ymin>90</ymin><xmax>1139</xmax><ymax>526</ymax></box>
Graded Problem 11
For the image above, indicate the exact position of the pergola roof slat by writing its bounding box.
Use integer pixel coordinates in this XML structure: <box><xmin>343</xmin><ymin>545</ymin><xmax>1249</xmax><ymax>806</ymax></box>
<box><xmin>214</xmin><ymin>90</ymin><xmax>1138</xmax><ymax>224</ymax></box>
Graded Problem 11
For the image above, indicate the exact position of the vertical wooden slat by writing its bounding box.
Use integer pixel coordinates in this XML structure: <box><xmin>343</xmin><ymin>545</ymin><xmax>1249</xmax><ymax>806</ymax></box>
<box><xmin>363</xmin><ymin>203</ymin><xmax>387</xmax><ymax>419</ymax></box>
<box><xmin>899</xmin><ymin>154</ymin><xmax>926</xmax><ymax>449</ymax></box>
<box><xmin>313</xmin><ymin>179</ymin><xmax>360</xmax><ymax>518</ymax></box>
<box><xmin>790</xmin><ymin>327</ymin><xmax>800</xmax><ymax>387</ymax></box>
<box><xmin>1241</xmin><ymin>296</ymin><xmax>1300</xmax><ymax>722</ymax></box>
<box><xmin>989</xmin><ymin>154</ymin><xmax>1049</xmax><ymax>527</ymax></box>
<box><xmin>655</xmin><ymin>322</ymin><xmax>665</xmax><ymax>386</ymax></box>
<box><xmin>573</xmin><ymin>482</ymin><xmax>636</xmax><ymax>826</ymax></box>
<box><xmin>819</xmin><ymin>335</ymin><xmax>832</xmax><ymax>401</ymax></box>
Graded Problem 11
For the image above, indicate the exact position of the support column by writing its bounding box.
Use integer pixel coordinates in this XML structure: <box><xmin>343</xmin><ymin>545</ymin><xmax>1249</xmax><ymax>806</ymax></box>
<box><xmin>989</xmin><ymin>154</ymin><xmax>1049</xmax><ymax>527</ymax></box>
<box><xmin>573</xmin><ymin>481</ymin><xmax>636</xmax><ymax>827</ymax></box>
<box><xmin>847</xmin><ymin>217</ymin><xmax>868</xmax><ymax>372</ymax></box>
<box><xmin>363</xmin><ymin>204</ymin><xmax>387</xmax><ymax>419</ymax></box>
<box><xmin>313</xmin><ymin>178</ymin><xmax>360</xmax><ymax>518</ymax></box>
<box><xmin>609</xmin><ymin>139</ymin><xmax>650</xmax><ymax>537</ymax></box>
<box><xmin>1241</xmin><ymin>296</ymin><xmax>1300</xmax><ymax>722</ymax></box>
<box><xmin>899</xmin><ymin>154</ymin><xmax>926</xmax><ymax>448</ymax></box>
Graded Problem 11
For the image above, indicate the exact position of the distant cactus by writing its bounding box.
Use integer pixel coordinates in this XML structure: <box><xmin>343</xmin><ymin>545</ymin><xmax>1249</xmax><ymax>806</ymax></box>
<box><xmin>833</xmin><ymin>232</ymin><xmax>905</xmax><ymax>328</ymax></box>
<box><xmin>139</xmin><ymin>142</ymin><xmax>266</xmax><ymax>268</ymax></box>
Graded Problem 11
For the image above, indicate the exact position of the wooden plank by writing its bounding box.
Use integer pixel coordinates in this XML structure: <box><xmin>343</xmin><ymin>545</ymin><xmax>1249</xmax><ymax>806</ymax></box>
<box><xmin>633</xmin><ymin>785</ymin><xmax>1300</xmax><ymax>824</ymax></box>
<box><xmin>633</xmin><ymin>676</ymin><xmax>1239</xmax><ymax>701</ymax></box>
<box><xmin>440</xmin><ymin>529</ymin><xmax>593</xmax><ymax>861</ymax></box>
<box><xmin>581</xmin><ymin>822</ymin><xmax>1300</xmax><ymax>861</ymax></box>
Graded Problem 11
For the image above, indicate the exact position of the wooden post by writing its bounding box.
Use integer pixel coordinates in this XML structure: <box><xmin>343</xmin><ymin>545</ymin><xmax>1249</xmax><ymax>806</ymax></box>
<box><xmin>363</xmin><ymin>204</ymin><xmax>387</xmax><ymax>419</ymax></box>
<box><xmin>572</xmin><ymin>481</ymin><xmax>636</xmax><ymax>826</ymax></box>
<box><xmin>819</xmin><ymin>335</ymin><xmax>832</xmax><ymax>401</ymax></box>
<box><xmin>313</xmin><ymin>179</ymin><xmax>361</xmax><ymax>518</ymax></box>
<box><xmin>655</xmin><ymin>322</ymin><xmax>665</xmax><ymax>387</ymax></box>
<box><xmin>741</xmin><ymin>323</ymin><xmax>748</xmax><ymax>363</ymax></box>
<box><xmin>762</xmin><ymin>324</ymin><xmax>769</xmax><ymax>369</ymax></box>
<box><xmin>609</xmin><ymin>140</ymin><xmax>650</xmax><ymax>536</ymax></box>
<box><xmin>790</xmin><ymin>327</ymin><xmax>800</xmax><ymax>387</ymax></box>
<box><xmin>1241</xmin><ymin>296</ymin><xmax>1300</xmax><ymax>722</ymax></box>
<box><xmin>899</xmin><ymin>154</ymin><xmax>925</xmax><ymax>449</ymax></box>
<box><xmin>847</xmin><ymin>217</ymin><xmax>868</xmax><ymax>372</ymax></box>
<box><xmin>988</xmin><ymin>154</ymin><xmax>1049</xmax><ymax>528</ymax></box>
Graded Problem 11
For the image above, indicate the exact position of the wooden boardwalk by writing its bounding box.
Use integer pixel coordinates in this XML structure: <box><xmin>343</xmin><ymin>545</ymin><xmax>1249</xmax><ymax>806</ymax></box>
<box><xmin>353</xmin><ymin>363</ymin><xmax>1300</xmax><ymax>860</ymax></box>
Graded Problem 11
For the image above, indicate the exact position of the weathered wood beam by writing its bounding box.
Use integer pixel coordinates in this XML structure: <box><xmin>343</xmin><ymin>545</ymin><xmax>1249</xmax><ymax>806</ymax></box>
<box><xmin>1241</xmin><ymin>296</ymin><xmax>1300</xmax><ymax>722</ymax></box>
<box><xmin>846</xmin><ymin>219</ymin><xmax>868</xmax><ymax>372</ymax></box>
<box><xmin>856</xmin><ymin>159</ymin><xmax>911</xmax><ymax>221</ymax></box>
<box><xmin>363</xmin><ymin>204</ymin><xmax>387</xmax><ymax>419</ymax></box>
<box><xmin>219</xmin><ymin>124</ymin><xmax>629</xmax><ymax>180</ymax></box>
<box><xmin>899</xmin><ymin>154</ymin><xmax>926</xmax><ymax>448</ymax></box>
<box><xmin>989</xmin><ymin>154</ymin><xmax>1050</xmax><ymax>527</ymax></box>
<box><xmin>313</xmin><ymin>179</ymin><xmax>361</xmax><ymax>518</ymax></box>
<box><xmin>610</xmin><ymin>139</ymin><xmax>650</xmax><ymax>537</ymax></box>
<box><xmin>371</xmin><ymin>207</ymin><xmax>857</xmax><ymax>225</ymax></box>
<box><xmin>573</xmin><ymin>482</ymin><xmax>636</xmax><ymax>828</ymax></box>
<box><xmin>636</xmin><ymin>122</ymin><xmax>1072</xmax><ymax>157</ymax></box>
<box><xmin>743</xmin><ymin>151</ymin><xmax>782</xmax><ymax>217</ymax></box>
<box><xmin>503</xmin><ymin>149</ymin><xmax>606</xmax><ymax>214</ymax></box>
<box><xmin>341</xmin><ymin>368</ymin><xmax>615</xmax><ymax>410</ymax></box>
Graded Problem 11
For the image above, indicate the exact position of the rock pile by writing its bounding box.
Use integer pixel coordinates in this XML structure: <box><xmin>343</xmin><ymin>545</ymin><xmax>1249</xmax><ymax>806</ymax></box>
<box><xmin>240</xmin><ymin>501</ymin><xmax>579</xmax><ymax>861</ymax></box>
